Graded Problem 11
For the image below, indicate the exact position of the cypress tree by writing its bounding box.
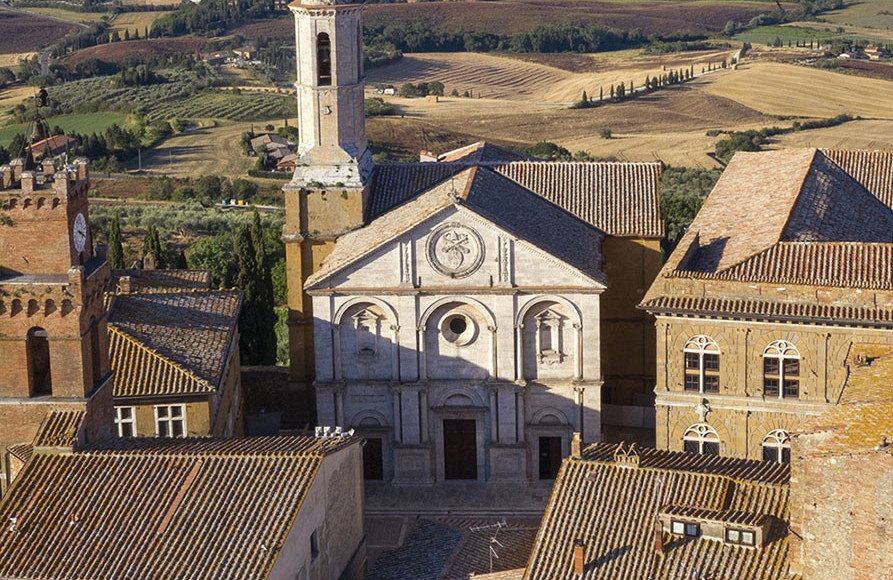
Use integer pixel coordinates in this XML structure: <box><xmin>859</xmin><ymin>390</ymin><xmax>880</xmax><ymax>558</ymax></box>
<box><xmin>235</xmin><ymin>224</ymin><xmax>261</xmax><ymax>365</ymax></box>
<box><xmin>581</xmin><ymin>90</ymin><xmax>588</xmax><ymax>103</ymax></box>
<box><xmin>249</xmin><ymin>211</ymin><xmax>277</xmax><ymax>365</ymax></box>
<box><xmin>609</xmin><ymin>84</ymin><xmax>614</xmax><ymax>99</ymax></box>
<box><xmin>142</xmin><ymin>225</ymin><xmax>165</xmax><ymax>269</ymax></box>
<box><xmin>599</xmin><ymin>86</ymin><xmax>603</xmax><ymax>101</ymax></box>
<box><xmin>107</xmin><ymin>212</ymin><xmax>125</xmax><ymax>269</ymax></box>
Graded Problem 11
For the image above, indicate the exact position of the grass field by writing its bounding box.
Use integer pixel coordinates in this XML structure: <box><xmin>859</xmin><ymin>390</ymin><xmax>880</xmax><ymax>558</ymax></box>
<box><xmin>0</xmin><ymin>112</ymin><xmax>131</xmax><ymax>146</ymax></box>
<box><xmin>822</xmin><ymin>0</ymin><xmax>893</xmax><ymax>30</ymax></box>
<box><xmin>703</xmin><ymin>61</ymin><xmax>893</xmax><ymax>119</ymax></box>
<box><xmin>109</xmin><ymin>11</ymin><xmax>172</xmax><ymax>36</ymax></box>
<box><xmin>132</xmin><ymin>120</ymin><xmax>265</xmax><ymax>178</ymax></box>
<box><xmin>23</xmin><ymin>7</ymin><xmax>105</xmax><ymax>25</ymax></box>
<box><xmin>736</xmin><ymin>23</ymin><xmax>891</xmax><ymax>44</ymax></box>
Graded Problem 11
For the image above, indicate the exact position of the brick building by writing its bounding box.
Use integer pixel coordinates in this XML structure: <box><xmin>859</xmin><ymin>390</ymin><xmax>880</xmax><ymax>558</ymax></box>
<box><xmin>0</xmin><ymin>158</ymin><xmax>115</xmax><ymax>493</ymax></box>
<box><xmin>641</xmin><ymin>148</ymin><xmax>893</xmax><ymax>461</ymax></box>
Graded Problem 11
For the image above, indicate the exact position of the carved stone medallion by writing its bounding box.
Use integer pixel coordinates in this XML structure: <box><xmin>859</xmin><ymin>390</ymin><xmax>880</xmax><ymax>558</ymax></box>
<box><xmin>426</xmin><ymin>223</ymin><xmax>484</xmax><ymax>278</ymax></box>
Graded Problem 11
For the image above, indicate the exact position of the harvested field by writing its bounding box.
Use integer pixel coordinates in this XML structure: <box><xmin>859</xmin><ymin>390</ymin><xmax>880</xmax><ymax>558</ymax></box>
<box><xmin>704</xmin><ymin>61</ymin><xmax>893</xmax><ymax>119</ymax></box>
<box><xmin>64</xmin><ymin>38</ymin><xmax>209</xmax><ymax>66</ymax></box>
<box><xmin>769</xmin><ymin>119</ymin><xmax>893</xmax><ymax>151</ymax></box>
<box><xmin>110</xmin><ymin>11</ymin><xmax>173</xmax><ymax>36</ymax></box>
<box><xmin>0</xmin><ymin>52</ymin><xmax>35</xmax><ymax>67</ymax></box>
<box><xmin>0</xmin><ymin>9</ymin><xmax>79</xmax><ymax>53</ymax></box>
<box><xmin>830</xmin><ymin>59</ymin><xmax>893</xmax><ymax>81</ymax></box>
<box><xmin>363</xmin><ymin>0</ymin><xmax>795</xmax><ymax>37</ymax></box>
<box><xmin>367</xmin><ymin>116</ymin><xmax>487</xmax><ymax>161</ymax></box>
<box><xmin>133</xmin><ymin>120</ymin><xmax>261</xmax><ymax>178</ymax></box>
<box><xmin>367</xmin><ymin>49</ymin><xmax>736</xmax><ymax>105</ymax></box>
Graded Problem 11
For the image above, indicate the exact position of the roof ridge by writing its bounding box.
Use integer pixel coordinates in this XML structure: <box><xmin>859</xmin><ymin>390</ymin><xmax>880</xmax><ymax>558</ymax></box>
<box><xmin>108</xmin><ymin>324</ymin><xmax>215</xmax><ymax>393</ymax></box>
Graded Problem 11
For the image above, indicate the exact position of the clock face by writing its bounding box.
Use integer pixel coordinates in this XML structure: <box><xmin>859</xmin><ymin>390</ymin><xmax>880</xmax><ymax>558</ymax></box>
<box><xmin>72</xmin><ymin>212</ymin><xmax>88</xmax><ymax>254</ymax></box>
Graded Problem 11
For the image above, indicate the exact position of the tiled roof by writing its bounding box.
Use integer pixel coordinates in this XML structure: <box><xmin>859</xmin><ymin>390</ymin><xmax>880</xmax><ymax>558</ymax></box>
<box><xmin>642</xmin><ymin>149</ymin><xmax>893</xmax><ymax>323</ymax></box>
<box><xmin>109</xmin><ymin>326</ymin><xmax>216</xmax><ymax>397</ymax></box>
<box><xmin>495</xmin><ymin>161</ymin><xmax>664</xmax><ymax>237</ymax></box>
<box><xmin>640</xmin><ymin>295</ymin><xmax>893</xmax><ymax>328</ymax></box>
<box><xmin>108</xmin><ymin>291</ymin><xmax>241</xmax><ymax>392</ymax></box>
<box><xmin>823</xmin><ymin>149</ymin><xmax>893</xmax><ymax>207</ymax></box>
<box><xmin>659</xmin><ymin>504</ymin><xmax>767</xmax><ymax>527</ymax></box>
<box><xmin>7</xmin><ymin>443</ymin><xmax>33</xmax><ymax>464</ymax></box>
<box><xmin>525</xmin><ymin>443</ymin><xmax>791</xmax><ymax>579</ymax></box>
<box><xmin>109</xmin><ymin>269</ymin><xmax>212</xmax><ymax>294</ymax></box>
<box><xmin>307</xmin><ymin>167</ymin><xmax>607</xmax><ymax>289</ymax></box>
<box><xmin>713</xmin><ymin>242</ymin><xmax>893</xmax><ymax>290</ymax></box>
<box><xmin>32</xmin><ymin>411</ymin><xmax>85</xmax><ymax>448</ymax></box>
<box><xmin>580</xmin><ymin>442</ymin><xmax>789</xmax><ymax>485</ymax></box>
<box><xmin>796</xmin><ymin>344</ymin><xmax>893</xmax><ymax>455</ymax></box>
<box><xmin>366</xmin><ymin>156</ymin><xmax>663</xmax><ymax>238</ymax></box>
<box><xmin>0</xmin><ymin>436</ymin><xmax>357</xmax><ymax>579</ymax></box>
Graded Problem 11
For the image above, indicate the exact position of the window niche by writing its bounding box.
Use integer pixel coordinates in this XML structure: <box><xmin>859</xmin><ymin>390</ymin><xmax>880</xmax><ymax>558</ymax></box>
<box><xmin>352</xmin><ymin>308</ymin><xmax>383</xmax><ymax>361</ymax></box>
<box><xmin>317</xmin><ymin>33</ymin><xmax>332</xmax><ymax>86</ymax></box>
<box><xmin>535</xmin><ymin>308</ymin><xmax>566</xmax><ymax>364</ymax></box>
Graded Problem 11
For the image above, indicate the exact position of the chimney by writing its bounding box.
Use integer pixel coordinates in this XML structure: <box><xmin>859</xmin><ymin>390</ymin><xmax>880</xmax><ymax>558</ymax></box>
<box><xmin>419</xmin><ymin>150</ymin><xmax>438</xmax><ymax>162</ymax></box>
<box><xmin>11</xmin><ymin>158</ymin><xmax>23</xmax><ymax>181</ymax></box>
<box><xmin>573</xmin><ymin>539</ymin><xmax>586</xmax><ymax>576</ymax></box>
<box><xmin>571</xmin><ymin>431</ymin><xmax>582</xmax><ymax>458</ymax></box>
<box><xmin>20</xmin><ymin>172</ymin><xmax>34</xmax><ymax>193</ymax></box>
<box><xmin>0</xmin><ymin>165</ymin><xmax>11</xmax><ymax>188</ymax></box>
<box><xmin>118</xmin><ymin>276</ymin><xmax>132</xmax><ymax>294</ymax></box>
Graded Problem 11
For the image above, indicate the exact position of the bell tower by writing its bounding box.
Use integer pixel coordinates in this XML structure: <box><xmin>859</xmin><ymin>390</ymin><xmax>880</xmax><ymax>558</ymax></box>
<box><xmin>284</xmin><ymin>0</ymin><xmax>372</xmax><ymax>382</ymax></box>
<box><xmin>0</xmin><ymin>157</ymin><xmax>114</xmax><ymax>491</ymax></box>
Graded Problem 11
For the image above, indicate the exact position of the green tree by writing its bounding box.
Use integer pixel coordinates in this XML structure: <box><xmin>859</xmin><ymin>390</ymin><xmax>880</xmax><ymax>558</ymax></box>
<box><xmin>660</xmin><ymin>167</ymin><xmax>722</xmax><ymax>256</ymax></box>
<box><xmin>236</xmin><ymin>224</ymin><xmax>262</xmax><ymax>365</ymax></box>
<box><xmin>141</xmin><ymin>225</ymin><xmax>166</xmax><ymax>269</ymax></box>
<box><xmin>187</xmin><ymin>232</ymin><xmax>237</xmax><ymax>289</ymax></box>
<box><xmin>250</xmin><ymin>211</ymin><xmax>277</xmax><ymax>365</ymax></box>
<box><xmin>107</xmin><ymin>212</ymin><xmax>125</xmax><ymax>269</ymax></box>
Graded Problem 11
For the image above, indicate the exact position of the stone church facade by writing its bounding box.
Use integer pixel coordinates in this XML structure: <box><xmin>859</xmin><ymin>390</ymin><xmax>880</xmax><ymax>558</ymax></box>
<box><xmin>284</xmin><ymin>0</ymin><xmax>663</xmax><ymax>483</ymax></box>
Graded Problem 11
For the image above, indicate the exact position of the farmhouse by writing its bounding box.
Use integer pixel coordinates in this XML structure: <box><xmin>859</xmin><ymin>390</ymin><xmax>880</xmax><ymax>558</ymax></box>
<box><xmin>641</xmin><ymin>148</ymin><xmax>893</xmax><ymax>461</ymax></box>
<box><xmin>284</xmin><ymin>0</ymin><xmax>662</xmax><ymax>484</ymax></box>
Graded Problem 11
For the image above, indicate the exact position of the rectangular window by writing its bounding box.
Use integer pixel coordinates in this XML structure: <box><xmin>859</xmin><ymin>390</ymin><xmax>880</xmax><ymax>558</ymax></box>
<box><xmin>671</xmin><ymin>521</ymin><xmax>685</xmax><ymax>535</ymax></box>
<box><xmin>762</xmin><ymin>446</ymin><xmax>776</xmax><ymax>463</ymax></box>
<box><xmin>702</xmin><ymin>374</ymin><xmax>720</xmax><ymax>393</ymax></box>
<box><xmin>115</xmin><ymin>406</ymin><xmax>136</xmax><ymax>438</ymax></box>
<box><xmin>310</xmin><ymin>529</ymin><xmax>320</xmax><ymax>561</ymax></box>
<box><xmin>684</xmin><ymin>523</ymin><xmax>700</xmax><ymax>537</ymax></box>
<box><xmin>684</xmin><ymin>373</ymin><xmax>700</xmax><ymax>391</ymax></box>
<box><xmin>726</xmin><ymin>528</ymin><xmax>755</xmax><ymax>546</ymax></box>
<box><xmin>781</xmin><ymin>447</ymin><xmax>791</xmax><ymax>464</ymax></box>
<box><xmin>703</xmin><ymin>353</ymin><xmax>720</xmax><ymax>392</ymax></box>
<box><xmin>155</xmin><ymin>405</ymin><xmax>186</xmax><ymax>438</ymax></box>
<box><xmin>683</xmin><ymin>440</ymin><xmax>700</xmax><ymax>454</ymax></box>
<box><xmin>684</xmin><ymin>352</ymin><xmax>700</xmax><ymax>391</ymax></box>
<box><xmin>783</xmin><ymin>379</ymin><xmax>799</xmax><ymax>398</ymax></box>
<box><xmin>703</xmin><ymin>353</ymin><xmax>720</xmax><ymax>372</ymax></box>
<box><xmin>684</xmin><ymin>352</ymin><xmax>700</xmax><ymax>370</ymax></box>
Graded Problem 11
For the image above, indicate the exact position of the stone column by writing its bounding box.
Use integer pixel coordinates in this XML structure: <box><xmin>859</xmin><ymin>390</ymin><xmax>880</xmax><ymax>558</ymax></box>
<box><xmin>515</xmin><ymin>323</ymin><xmax>524</xmax><ymax>381</ymax></box>
<box><xmin>332</xmin><ymin>323</ymin><xmax>342</xmax><ymax>381</ymax></box>
<box><xmin>391</xmin><ymin>385</ymin><xmax>403</xmax><ymax>443</ymax></box>
<box><xmin>420</xmin><ymin>389</ymin><xmax>429</xmax><ymax>443</ymax></box>
<box><xmin>489</xmin><ymin>387</ymin><xmax>499</xmax><ymax>442</ymax></box>
<box><xmin>417</xmin><ymin>326</ymin><xmax>427</xmax><ymax>381</ymax></box>
<box><xmin>489</xmin><ymin>325</ymin><xmax>498</xmax><ymax>379</ymax></box>
<box><xmin>573</xmin><ymin>322</ymin><xmax>583</xmax><ymax>380</ymax></box>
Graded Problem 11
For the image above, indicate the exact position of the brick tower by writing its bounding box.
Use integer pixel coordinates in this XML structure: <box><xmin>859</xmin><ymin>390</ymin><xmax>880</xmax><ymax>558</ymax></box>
<box><xmin>0</xmin><ymin>157</ymin><xmax>114</xmax><ymax>491</ymax></box>
<box><xmin>284</xmin><ymin>0</ymin><xmax>371</xmax><ymax>381</ymax></box>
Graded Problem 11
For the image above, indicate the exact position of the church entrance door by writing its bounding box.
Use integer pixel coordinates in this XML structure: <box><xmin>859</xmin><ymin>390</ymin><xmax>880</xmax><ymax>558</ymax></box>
<box><xmin>443</xmin><ymin>419</ymin><xmax>477</xmax><ymax>480</ymax></box>
<box><xmin>363</xmin><ymin>437</ymin><xmax>384</xmax><ymax>480</ymax></box>
<box><xmin>538</xmin><ymin>436</ymin><xmax>562</xmax><ymax>479</ymax></box>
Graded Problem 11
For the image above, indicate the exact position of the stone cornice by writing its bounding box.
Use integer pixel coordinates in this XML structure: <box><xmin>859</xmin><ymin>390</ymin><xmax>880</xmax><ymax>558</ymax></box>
<box><xmin>655</xmin><ymin>390</ymin><xmax>831</xmax><ymax>416</ymax></box>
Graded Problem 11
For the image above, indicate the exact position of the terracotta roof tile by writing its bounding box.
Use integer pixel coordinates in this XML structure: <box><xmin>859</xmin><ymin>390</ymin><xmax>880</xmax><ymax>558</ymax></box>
<box><xmin>0</xmin><ymin>436</ymin><xmax>358</xmax><ymax>579</ymax></box>
<box><xmin>108</xmin><ymin>291</ymin><xmax>241</xmax><ymax>390</ymax></box>
<box><xmin>526</xmin><ymin>443</ymin><xmax>791</xmax><ymax>579</ymax></box>
<box><xmin>714</xmin><ymin>242</ymin><xmax>893</xmax><ymax>290</ymax></box>
<box><xmin>109</xmin><ymin>269</ymin><xmax>212</xmax><ymax>294</ymax></box>
<box><xmin>823</xmin><ymin>149</ymin><xmax>893</xmax><ymax>207</ymax></box>
<box><xmin>109</xmin><ymin>326</ymin><xmax>216</xmax><ymax>398</ymax></box>
<box><xmin>640</xmin><ymin>295</ymin><xmax>893</xmax><ymax>328</ymax></box>
<box><xmin>366</xmin><ymin>157</ymin><xmax>663</xmax><ymax>238</ymax></box>
<box><xmin>495</xmin><ymin>161</ymin><xmax>663</xmax><ymax>237</ymax></box>
<box><xmin>32</xmin><ymin>411</ymin><xmax>85</xmax><ymax>448</ymax></box>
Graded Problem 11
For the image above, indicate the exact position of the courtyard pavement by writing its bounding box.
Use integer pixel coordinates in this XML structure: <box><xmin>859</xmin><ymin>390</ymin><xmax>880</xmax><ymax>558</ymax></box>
<box><xmin>365</xmin><ymin>481</ymin><xmax>551</xmax><ymax>579</ymax></box>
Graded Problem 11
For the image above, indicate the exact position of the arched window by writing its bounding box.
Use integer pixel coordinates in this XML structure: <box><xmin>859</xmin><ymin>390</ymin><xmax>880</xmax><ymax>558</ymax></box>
<box><xmin>683</xmin><ymin>336</ymin><xmax>720</xmax><ymax>393</ymax></box>
<box><xmin>683</xmin><ymin>423</ymin><xmax>720</xmax><ymax>456</ymax></box>
<box><xmin>27</xmin><ymin>327</ymin><xmax>52</xmax><ymax>397</ymax></box>
<box><xmin>317</xmin><ymin>33</ymin><xmax>332</xmax><ymax>86</ymax></box>
<box><xmin>763</xmin><ymin>341</ymin><xmax>800</xmax><ymax>399</ymax></box>
<box><xmin>762</xmin><ymin>429</ymin><xmax>791</xmax><ymax>463</ymax></box>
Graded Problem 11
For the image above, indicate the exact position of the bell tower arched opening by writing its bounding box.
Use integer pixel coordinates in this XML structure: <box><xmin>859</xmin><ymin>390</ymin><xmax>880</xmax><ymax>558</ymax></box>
<box><xmin>27</xmin><ymin>327</ymin><xmax>52</xmax><ymax>397</ymax></box>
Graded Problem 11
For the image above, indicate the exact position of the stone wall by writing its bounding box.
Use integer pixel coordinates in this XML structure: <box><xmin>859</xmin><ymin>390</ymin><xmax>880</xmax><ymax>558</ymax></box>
<box><xmin>654</xmin><ymin>316</ymin><xmax>893</xmax><ymax>459</ymax></box>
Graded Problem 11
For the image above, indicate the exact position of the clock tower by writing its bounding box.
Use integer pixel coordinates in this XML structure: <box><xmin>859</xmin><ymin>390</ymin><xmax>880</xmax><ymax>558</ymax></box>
<box><xmin>0</xmin><ymin>158</ymin><xmax>114</xmax><ymax>492</ymax></box>
<box><xmin>284</xmin><ymin>0</ymin><xmax>372</xmax><ymax>382</ymax></box>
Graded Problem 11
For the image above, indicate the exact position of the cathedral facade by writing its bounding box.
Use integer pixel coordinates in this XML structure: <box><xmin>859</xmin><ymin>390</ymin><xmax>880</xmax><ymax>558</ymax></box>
<box><xmin>284</xmin><ymin>0</ymin><xmax>663</xmax><ymax>483</ymax></box>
